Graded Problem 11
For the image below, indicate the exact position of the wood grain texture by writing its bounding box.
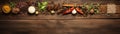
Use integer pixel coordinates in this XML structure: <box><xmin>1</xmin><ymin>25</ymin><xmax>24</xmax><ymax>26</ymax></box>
<box><xmin>0</xmin><ymin>19</ymin><xmax>120</xmax><ymax>34</ymax></box>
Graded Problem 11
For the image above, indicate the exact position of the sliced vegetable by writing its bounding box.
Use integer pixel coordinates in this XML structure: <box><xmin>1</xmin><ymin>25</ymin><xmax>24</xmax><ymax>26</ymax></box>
<box><xmin>2</xmin><ymin>4</ymin><xmax>11</xmax><ymax>14</ymax></box>
<box><xmin>28</xmin><ymin>6</ymin><xmax>36</xmax><ymax>14</ymax></box>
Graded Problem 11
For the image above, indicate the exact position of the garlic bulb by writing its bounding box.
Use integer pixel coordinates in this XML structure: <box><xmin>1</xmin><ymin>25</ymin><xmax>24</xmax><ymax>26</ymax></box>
<box><xmin>28</xmin><ymin>6</ymin><xmax>36</xmax><ymax>14</ymax></box>
<box><xmin>72</xmin><ymin>9</ymin><xmax>77</xmax><ymax>14</ymax></box>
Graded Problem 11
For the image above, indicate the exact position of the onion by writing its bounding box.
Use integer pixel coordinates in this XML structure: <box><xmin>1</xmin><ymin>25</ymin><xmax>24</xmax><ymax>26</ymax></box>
<box><xmin>28</xmin><ymin>6</ymin><xmax>36</xmax><ymax>14</ymax></box>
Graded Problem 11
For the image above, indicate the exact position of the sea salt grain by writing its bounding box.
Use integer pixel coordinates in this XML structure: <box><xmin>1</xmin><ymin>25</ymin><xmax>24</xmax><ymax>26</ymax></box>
<box><xmin>107</xmin><ymin>3</ymin><xmax>116</xmax><ymax>14</ymax></box>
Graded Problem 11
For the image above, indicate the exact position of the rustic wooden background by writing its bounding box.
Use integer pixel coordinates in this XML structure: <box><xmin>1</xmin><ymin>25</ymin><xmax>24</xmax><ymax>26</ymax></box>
<box><xmin>0</xmin><ymin>0</ymin><xmax>120</xmax><ymax>34</ymax></box>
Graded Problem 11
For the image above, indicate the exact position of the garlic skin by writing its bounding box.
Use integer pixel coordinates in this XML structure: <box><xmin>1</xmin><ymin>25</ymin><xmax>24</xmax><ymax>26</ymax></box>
<box><xmin>72</xmin><ymin>9</ymin><xmax>77</xmax><ymax>14</ymax></box>
<box><xmin>28</xmin><ymin>6</ymin><xmax>36</xmax><ymax>14</ymax></box>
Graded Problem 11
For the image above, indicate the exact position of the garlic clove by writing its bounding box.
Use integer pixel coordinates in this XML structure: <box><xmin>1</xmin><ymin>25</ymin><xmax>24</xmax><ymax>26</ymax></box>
<box><xmin>51</xmin><ymin>10</ymin><xmax>55</xmax><ymax>14</ymax></box>
<box><xmin>35</xmin><ymin>11</ymin><xmax>39</xmax><ymax>15</ymax></box>
<box><xmin>72</xmin><ymin>9</ymin><xmax>77</xmax><ymax>14</ymax></box>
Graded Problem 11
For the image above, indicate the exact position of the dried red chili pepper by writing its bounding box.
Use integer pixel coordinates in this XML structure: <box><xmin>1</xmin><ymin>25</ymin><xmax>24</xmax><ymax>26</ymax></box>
<box><xmin>75</xmin><ymin>7</ymin><xmax>84</xmax><ymax>15</ymax></box>
<box><xmin>63</xmin><ymin>7</ymin><xmax>74</xmax><ymax>14</ymax></box>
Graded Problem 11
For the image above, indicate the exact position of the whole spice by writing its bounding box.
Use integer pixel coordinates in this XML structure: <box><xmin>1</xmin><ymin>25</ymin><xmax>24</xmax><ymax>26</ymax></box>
<box><xmin>46</xmin><ymin>4</ymin><xmax>53</xmax><ymax>11</ymax></box>
<box><xmin>12</xmin><ymin>7</ymin><xmax>20</xmax><ymax>14</ymax></box>
<box><xmin>53</xmin><ymin>3</ymin><xmax>60</xmax><ymax>10</ymax></box>
<box><xmin>75</xmin><ymin>7</ymin><xmax>84</xmax><ymax>15</ymax></box>
<box><xmin>63</xmin><ymin>7</ymin><xmax>74</xmax><ymax>14</ymax></box>
<box><xmin>27</xmin><ymin>0</ymin><xmax>36</xmax><ymax>6</ymax></box>
<box><xmin>9</xmin><ymin>2</ymin><xmax>21</xmax><ymax>14</ymax></box>
<box><xmin>16</xmin><ymin>2</ymin><xmax>28</xmax><ymax>8</ymax></box>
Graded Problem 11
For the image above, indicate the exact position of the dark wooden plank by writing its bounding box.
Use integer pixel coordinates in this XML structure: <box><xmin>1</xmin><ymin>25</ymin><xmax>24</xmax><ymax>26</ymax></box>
<box><xmin>0</xmin><ymin>19</ymin><xmax>120</xmax><ymax>34</ymax></box>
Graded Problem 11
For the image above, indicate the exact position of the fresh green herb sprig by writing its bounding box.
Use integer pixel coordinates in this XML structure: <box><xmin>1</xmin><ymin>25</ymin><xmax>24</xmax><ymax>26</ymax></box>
<box><xmin>37</xmin><ymin>1</ymin><xmax>48</xmax><ymax>11</ymax></box>
<box><xmin>10</xmin><ymin>2</ymin><xmax>15</xmax><ymax>8</ymax></box>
